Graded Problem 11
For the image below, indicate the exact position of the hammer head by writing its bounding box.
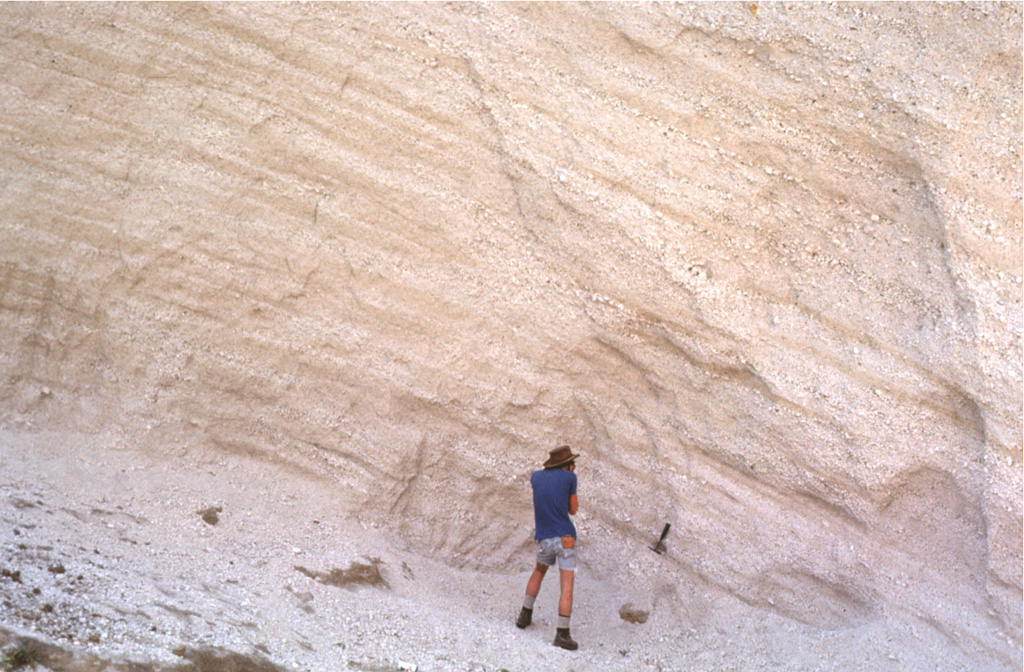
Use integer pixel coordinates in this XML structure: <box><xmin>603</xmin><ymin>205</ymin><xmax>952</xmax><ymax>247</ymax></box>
<box><xmin>650</xmin><ymin>523</ymin><xmax>671</xmax><ymax>554</ymax></box>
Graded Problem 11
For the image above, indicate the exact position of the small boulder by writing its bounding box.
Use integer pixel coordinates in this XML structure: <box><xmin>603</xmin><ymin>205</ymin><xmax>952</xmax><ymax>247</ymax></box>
<box><xmin>198</xmin><ymin>506</ymin><xmax>222</xmax><ymax>526</ymax></box>
<box><xmin>619</xmin><ymin>602</ymin><xmax>649</xmax><ymax>624</ymax></box>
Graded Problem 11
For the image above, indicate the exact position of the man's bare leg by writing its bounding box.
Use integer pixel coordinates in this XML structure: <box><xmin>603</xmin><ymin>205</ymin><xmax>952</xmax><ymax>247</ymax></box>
<box><xmin>527</xmin><ymin>562</ymin><xmax>549</xmax><ymax>598</ymax></box>
<box><xmin>554</xmin><ymin>568</ymin><xmax>578</xmax><ymax>649</ymax></box>
<box><xmin>557</xmin><ymin>568</ymin><xmax>574</xmax><ymax>617</ymax></box>
<box><xmin>517</xmin><ymin>562</ymin><xmax>548</xmax><ymax>628</ymax></box>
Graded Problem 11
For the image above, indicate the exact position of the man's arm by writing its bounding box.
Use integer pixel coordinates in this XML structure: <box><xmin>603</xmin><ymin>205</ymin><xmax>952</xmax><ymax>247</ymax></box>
<box><xmin>568</xmin><ymin>493</ymin><xmax>578</xmax><ymax>516</ymax></box>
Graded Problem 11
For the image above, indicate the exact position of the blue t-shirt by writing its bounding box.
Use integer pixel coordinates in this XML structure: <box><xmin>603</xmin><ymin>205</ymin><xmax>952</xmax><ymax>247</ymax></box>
<box><xmin>531</xmin><ymin>468</ymin><xmax>577</xmax><ymax>541</ymax></box>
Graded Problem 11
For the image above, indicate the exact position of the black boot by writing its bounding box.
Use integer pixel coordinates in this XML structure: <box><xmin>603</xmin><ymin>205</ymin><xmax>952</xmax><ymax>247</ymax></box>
<box><xmin>553</xmin><ymin>627</ymin><xmax>578</xmax><ymax>650</ymax></box>
<box><xmin>515</xmin><ymin>606</ymin><xmax>533</xmax><ymax>628</ymax></box>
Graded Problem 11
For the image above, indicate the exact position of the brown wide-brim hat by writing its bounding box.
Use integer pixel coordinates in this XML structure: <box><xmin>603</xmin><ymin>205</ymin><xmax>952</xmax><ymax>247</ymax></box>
<box><xmin>543</xmin><ymin>445</ymin><xmax>579</xmax><ymax>468</ymax></box>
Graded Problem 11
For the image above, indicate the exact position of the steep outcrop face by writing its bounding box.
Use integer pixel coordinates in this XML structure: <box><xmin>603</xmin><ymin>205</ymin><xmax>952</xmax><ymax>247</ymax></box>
<box><xmin>0</xmin><ymin>2</ymin><xmax>1020</xmax><ymax>665</ymax></box>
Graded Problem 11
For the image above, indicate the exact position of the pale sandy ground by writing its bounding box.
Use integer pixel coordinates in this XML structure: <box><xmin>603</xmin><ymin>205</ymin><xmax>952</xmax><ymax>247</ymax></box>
<box><xmin>1</xmin><ymin>431</ymin><xmax>1015</xmax><ymax>672</ymax></box>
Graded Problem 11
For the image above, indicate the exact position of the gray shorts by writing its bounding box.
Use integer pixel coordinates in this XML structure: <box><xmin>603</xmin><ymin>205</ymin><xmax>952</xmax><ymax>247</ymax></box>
<box><xmin>536</xmin><ymin>536</ymin><xmax>577</xmax><ymax>571</ymax></box>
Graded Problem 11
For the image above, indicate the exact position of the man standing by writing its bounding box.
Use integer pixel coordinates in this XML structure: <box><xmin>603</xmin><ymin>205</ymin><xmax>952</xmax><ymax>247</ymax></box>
<box><xmin>515</xmin><ymin>445</ymin><xmax>580</xmax><ymax>650</ymax></box>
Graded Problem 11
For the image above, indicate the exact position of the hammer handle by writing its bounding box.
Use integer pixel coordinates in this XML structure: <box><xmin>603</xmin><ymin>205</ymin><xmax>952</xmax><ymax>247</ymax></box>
<box><xmin>657</xmin><ymin>523</ymin><xmax>671</xmax><ymax>543</ymax></box>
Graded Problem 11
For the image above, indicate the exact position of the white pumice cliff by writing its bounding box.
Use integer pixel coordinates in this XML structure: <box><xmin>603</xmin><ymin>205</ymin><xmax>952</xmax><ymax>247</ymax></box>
<box><xmin>0</xmin><ymin>3</ymin><xmax>1020</xmax><ymax>671</ymax></box>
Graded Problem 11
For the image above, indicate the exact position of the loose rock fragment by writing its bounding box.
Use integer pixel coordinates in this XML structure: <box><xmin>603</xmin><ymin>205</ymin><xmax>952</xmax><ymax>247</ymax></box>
<box><xmin>619</xmin><ymin>603</ymin><xmax>650</xmax><ymax>624</ymax></box>
<box><xmin>296</xmin><ymin>558</ymin><xmax>389</xmax><ymax>590</ymax></box>
<box><xmin>198</xmin><ymin>506</ymin><xmax>222</xmax><ymax>526</ymax></box>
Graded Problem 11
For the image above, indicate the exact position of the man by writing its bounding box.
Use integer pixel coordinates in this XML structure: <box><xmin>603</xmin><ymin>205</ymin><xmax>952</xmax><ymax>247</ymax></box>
<box><xmin>515</xmin><ymin>445</ymin><xmax>580</xmax><ymax>651</ymax></box>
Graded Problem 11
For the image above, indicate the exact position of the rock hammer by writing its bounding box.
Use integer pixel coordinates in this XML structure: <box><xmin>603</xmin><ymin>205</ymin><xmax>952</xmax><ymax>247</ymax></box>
<box><xmin>651</xmin><ymin>523</ymin><xmax>671</xmax><ymax>554</ymax></box>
